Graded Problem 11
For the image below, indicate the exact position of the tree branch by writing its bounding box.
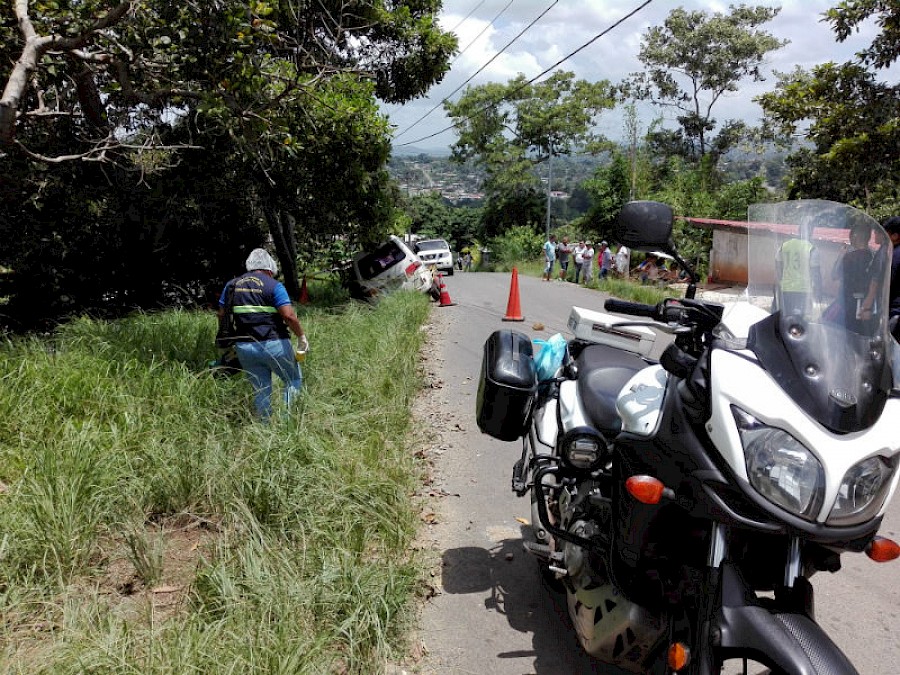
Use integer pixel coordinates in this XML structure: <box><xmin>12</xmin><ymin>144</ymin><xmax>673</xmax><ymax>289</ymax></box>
<box><xmin>1</xmin><ymin>1</ymin><xmax>134</xmax><ymax>145</ymax></box>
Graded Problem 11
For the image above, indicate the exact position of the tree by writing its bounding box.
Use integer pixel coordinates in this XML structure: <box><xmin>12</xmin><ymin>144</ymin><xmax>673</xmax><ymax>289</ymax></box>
<box><xmin>444</xmin><ymin>71</ymin><xmax>616</xmax><ymax>237</ymax></box>
<box><xmin>0</xmin><ymin>1</ymin><xmax>456</xmax><ymax>160</ymax></box>
<box><xmin>0</xmin><ymin>1</ymin><xmax>457</xmax><ymax>326</ymax></box>
<box><xmin>825</xmin><ymin>0</ymin><xmax>900</xmax><ymax>69</ymax></box>
<box><xmin>403</xmin><ymin>192</ymin><xmax>452</xmax><ymax>238</ymax></box>
<box><xmin>578</xmin><ymin>153</ymin><xmax>631</xmax><ymax>241</ymax></box>
<box><xmin>757</xmin><ymin>62</ymin><xmax>899</xmax><ymax>208</ymax></box>
<box><xmin>756</xmin><ymin>1</ymin><xmax>900</xmax><ymax>213</ymax></box>
<box><xmin>626</xmin><ymin>5</ymin><xmax>786</xmax><ymax>164</ymax></box>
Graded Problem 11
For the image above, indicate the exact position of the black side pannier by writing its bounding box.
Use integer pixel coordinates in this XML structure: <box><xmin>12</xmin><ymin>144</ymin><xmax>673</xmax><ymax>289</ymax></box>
<box><xmin>476</xmin><ymin>330</ymin><xmax>538</xmax><ymax>441</ymax></box>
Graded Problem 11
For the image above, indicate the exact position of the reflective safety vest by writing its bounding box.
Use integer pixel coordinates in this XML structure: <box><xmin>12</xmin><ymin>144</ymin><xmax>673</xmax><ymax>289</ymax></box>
<box><xmin>230</xmin><ymin>272</ymin><xmax>290</xmax><ymax>342</ymax></box>
<box><xmin>780</xmin><ymin>240</ymin><xmax>815</xmax><ymax>293</ymax></box>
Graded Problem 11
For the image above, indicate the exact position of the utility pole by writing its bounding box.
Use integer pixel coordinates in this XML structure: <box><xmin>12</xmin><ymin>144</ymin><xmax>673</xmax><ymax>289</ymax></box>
<box><xmin>545</xmin><ymin>140</ymin><xmax>553</xmax><ymax>240</ymax></box>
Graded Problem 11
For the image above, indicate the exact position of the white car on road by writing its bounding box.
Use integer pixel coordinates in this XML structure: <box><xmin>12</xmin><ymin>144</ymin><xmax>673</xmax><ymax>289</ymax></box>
<box><xmin>414</xmin><ymin>238</ymin><xmax>454</xmax><ymax>276</ymax></box>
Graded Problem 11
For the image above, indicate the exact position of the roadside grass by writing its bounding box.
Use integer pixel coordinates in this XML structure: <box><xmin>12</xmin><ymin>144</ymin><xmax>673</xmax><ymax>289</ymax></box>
<box><xmin>0</xmin><ymin>290</ymin><xmax>431</xmax><ymax>674</ymax></box>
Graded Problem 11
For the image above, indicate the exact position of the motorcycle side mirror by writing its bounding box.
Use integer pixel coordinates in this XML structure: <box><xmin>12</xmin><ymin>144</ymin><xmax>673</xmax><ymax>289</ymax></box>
<box><xmin>615</xmin><ymin>201</ymin><xmax>676</xmax><ymax>255</ymax></box>
<box><xmin>616</xmin><ymin>201</ymin><xmax>701</xmax><ymax>298</ymax></box>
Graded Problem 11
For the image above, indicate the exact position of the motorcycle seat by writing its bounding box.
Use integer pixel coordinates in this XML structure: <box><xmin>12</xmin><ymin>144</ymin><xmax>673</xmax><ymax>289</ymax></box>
<box><xmin>575</xmin><ymin>343</ymin><xmax>649</xmax><ymax>433</ymax></box>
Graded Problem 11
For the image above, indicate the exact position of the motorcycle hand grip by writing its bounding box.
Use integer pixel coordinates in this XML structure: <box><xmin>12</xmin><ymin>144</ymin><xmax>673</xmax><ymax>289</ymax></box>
<box><xmin>604</xmin><ymin>299</ymin><xmax>657</xmax><ymax>318</ymax></box>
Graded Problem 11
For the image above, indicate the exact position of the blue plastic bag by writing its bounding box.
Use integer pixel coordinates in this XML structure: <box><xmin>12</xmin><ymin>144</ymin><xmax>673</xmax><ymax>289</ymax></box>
<box><xmin>533</xmin><ymin>333</ymin><xmax>567</xmax><ymax>381</ymax></box>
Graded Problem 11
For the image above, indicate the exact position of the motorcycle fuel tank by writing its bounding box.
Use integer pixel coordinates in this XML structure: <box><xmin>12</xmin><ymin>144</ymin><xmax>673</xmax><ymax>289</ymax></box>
<box><xmin>616</xmin><ymin>365</ymin><xmax>668</xmax><ymax>437</ymax></box>
<box><xmin>533</xmin><ymin>396</ymin><xmax>558</xmax><ymax>451</ymax></box>
<box><xmin>558</xmin><ymin>380</ymin><xmax>591</xmax><ymax>434</ymax></box>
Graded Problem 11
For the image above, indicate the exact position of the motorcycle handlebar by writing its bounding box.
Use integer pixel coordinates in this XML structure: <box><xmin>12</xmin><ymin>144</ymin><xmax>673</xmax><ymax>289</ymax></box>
<box><xmin>603</xmin><ymin>299</ymin><xmax>657</xmax><ymax>318</ymax></box>
<box><xmin>605</xmin><ymin>298</ymin><xmax>689</xmax><ymax>325</ymax></box>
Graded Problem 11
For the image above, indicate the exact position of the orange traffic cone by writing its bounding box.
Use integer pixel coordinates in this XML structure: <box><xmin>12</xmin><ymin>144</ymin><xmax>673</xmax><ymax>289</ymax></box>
<box><xmin>438</xmin><ymin>273</ymin><xmax>456</xmax><ymax>307</ymax></box>
<box><xmin>299</xmin><ymin>276</ymin><xmax>310</xmax><ymax>305</ymax></box>
<box><xmin>502</xmin><ymin>268</ymin><xmax>524</xmax><ymax>321</ymax></box>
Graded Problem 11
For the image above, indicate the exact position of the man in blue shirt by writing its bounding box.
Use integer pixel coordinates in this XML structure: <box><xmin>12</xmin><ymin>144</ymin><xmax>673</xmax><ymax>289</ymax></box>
<box><xmin>219</xmin><ymin>248</ymin><xmax>308</xmax><ymax>419</ymax></box>
<box><xmin>542</xmin><ymin>234</ymin><xmax>557</xmax><ymax>281</ymax></box>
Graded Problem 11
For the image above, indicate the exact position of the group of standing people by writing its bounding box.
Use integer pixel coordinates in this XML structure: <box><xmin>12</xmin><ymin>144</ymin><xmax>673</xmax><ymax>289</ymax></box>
<box><xmin>777</xmin><ymin>216</ymin><xmax>900</xmax><ymax>336</ymax></box>
<box><xmin>543</xmin><ymin>235</ymin><xmax>627</xmax><ymax>284</ymax></box>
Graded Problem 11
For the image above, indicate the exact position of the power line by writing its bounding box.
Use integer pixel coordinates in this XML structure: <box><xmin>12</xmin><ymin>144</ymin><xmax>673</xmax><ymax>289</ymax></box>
<box><xmin>449</xmin><ymin>0</ymin><xmax>515</xmax><ymax>67</ymax></box>
<box><xmin>394</xmin><ymin>0</ymin><xmax>560</xmax><ymax>141</ymax></box>
<box><xmin>395</xmin><ymin>0</ymin><xmax>654</xmax><ymax>148</ymax></box>
<box><xmin>448</xmin><ymin>0</ymin><xmax>487</xmax><ymax>34</ymax></box>
<box><xmin>393</xmin><ymin>0</ymin><xmax>515</xmax><ymax>140</ymax></box>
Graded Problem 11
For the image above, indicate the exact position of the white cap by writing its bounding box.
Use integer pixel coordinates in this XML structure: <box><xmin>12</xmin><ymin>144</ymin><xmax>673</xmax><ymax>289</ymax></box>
<box><xmin>246</xmin><ymin>248</ymin><xmax>278</xmax><ymax>274</ymax></box>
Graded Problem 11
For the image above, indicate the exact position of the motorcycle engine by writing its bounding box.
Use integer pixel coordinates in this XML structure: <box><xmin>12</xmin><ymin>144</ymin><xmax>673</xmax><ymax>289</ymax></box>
<box><xmin>559</xmin><ymin>486</ymin><xmax>667</xmax><ymax>672</ymax></box>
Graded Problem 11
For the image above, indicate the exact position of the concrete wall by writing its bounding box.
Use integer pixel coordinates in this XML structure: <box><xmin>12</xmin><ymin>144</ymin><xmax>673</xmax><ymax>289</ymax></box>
<box><xmin>709</xmin><ymin>228</ymin><xmax>843</xmax><ymax>295</ymax></box>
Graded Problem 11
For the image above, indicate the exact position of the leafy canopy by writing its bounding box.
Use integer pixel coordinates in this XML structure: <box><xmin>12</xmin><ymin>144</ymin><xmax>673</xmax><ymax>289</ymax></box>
<box><xmin>825</xmin><ymin>0</ymin><xmax>900</xmax><ymax>69</ymax></box>
<box><xmin>757</xmin><ymin>4</ymin><xmax>899</xmax><ymax>214</ymax></box>
<box><xmin>626</xmin><ymin>4</ymin><xmax>786</xmax><ymax>163</ymax></box>
<box><xmin>444</xmin><ymin>71</ymin><xmax>616</xmax><ymax>237</ymax></box>
<box><xmin>0</xmin><ymin>0</ymin><xmax>457</xmax><ymax>159</ymax></box>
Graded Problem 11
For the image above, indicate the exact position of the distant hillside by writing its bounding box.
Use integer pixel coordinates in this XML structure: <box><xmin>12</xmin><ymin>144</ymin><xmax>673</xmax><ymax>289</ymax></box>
<box><xmin>387</xmin><ymin>145</ymin><xmax>791</xmax><ymax>202</ymax></box>
<box><xmin>391</xmin><ymin>145</ymin><xmax>451</xmax><ymax>158</ymax></box>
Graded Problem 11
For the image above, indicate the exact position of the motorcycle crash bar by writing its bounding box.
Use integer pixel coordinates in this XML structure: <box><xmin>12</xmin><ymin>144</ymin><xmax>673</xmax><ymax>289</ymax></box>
<box><xmin>866</xmin><ymin>536</ymin><xmax>900</xmax><ymax>562</ymax></box>
<box><xmin>625</xmin><ymin>475</ymin><xmax>675</xmax><ymax>505</ymax></box>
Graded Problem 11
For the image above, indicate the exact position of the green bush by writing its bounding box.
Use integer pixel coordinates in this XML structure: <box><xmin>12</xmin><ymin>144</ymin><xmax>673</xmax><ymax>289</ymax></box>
<box><xmin>488</xmin><ymin>226</ymin><xmax>543</xmax><ymax>267</ymax></box>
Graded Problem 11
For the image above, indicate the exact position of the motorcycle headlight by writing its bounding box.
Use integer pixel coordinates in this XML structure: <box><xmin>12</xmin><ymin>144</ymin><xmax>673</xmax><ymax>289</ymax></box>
<box><xmin>560</xmin><ymin>426</ymin><xmax>609</xmax><ymax>471</ymax></box>
<box><xmin>733</xmin><ymin>407</ymin><xmax>825</xmax><ymax>520</ymax></box>
<box><xmin>827</xmin><ymin>456</ymin><xmax>897</xmax><ymax>526</ymax></box>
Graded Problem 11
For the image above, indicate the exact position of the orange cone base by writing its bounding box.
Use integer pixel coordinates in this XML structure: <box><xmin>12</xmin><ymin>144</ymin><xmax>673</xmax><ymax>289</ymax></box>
<box><xmin>436</xmin><ymin>273</ymin><xmax>455</xmax><ymax>306</ymax></box>
<box><xmin>439</xmin><ymin>289</ymin><xmax>456</xmax><ymax>307</ymax></box>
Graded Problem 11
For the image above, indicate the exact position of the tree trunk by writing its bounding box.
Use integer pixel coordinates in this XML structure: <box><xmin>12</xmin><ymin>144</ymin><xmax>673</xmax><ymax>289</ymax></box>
<box><xmin>263</xmin><ymin>199</ymin><xmax>300</xmax><ymax>300</ymax></box>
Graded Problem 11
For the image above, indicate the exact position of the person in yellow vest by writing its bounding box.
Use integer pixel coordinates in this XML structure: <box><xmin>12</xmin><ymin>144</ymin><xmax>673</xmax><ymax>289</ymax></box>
<box><xmin>776</xmin><ymin>221</ymin><xmax>822</xmax><ymax>316</ymax></box>
<box><xmin>218</xmin><ymin>249</ymin><xmax>308</xmax><ymax>420</ymax></box>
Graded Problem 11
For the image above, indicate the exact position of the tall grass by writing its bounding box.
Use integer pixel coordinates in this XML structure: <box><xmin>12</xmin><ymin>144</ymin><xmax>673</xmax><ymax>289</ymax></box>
<box><xmin>0</xmin><ymin>291</ymin><xmax>430</xmax><ymax>673</ymax></box>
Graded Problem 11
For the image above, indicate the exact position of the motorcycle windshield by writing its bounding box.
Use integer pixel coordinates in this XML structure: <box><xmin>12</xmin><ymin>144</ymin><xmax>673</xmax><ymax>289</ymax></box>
<box><xmin>743</xmin><ymin>200</ymin><xmax>893</xmax><ymax>433</ymax></box>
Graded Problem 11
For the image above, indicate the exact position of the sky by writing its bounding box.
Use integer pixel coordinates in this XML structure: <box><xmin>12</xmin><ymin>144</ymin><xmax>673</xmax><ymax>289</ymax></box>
<box><xmin>383</xmin><ymin>0</ymin><xmax>897</xmax><ymax>153</ymax></box>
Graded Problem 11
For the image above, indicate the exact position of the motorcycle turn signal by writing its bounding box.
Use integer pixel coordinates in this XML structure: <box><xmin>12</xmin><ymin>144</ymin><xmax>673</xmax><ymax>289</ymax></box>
<box><xmin>866</xmin><ymin>536</ymin><xmax>900</xmax><ymax>562</ymax></box>
<box><xmin>625</xmin><ymin>475</ymin><xmax>675</xmax><ymax>505</ymax></box>
<box><xmin>667</xmin><ymin>642</ymin><xmax>691</xmax><ymax>671</ymax></box>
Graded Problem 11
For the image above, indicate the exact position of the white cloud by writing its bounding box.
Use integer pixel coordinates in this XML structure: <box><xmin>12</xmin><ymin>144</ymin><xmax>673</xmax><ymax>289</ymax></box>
<box><xmin>386</xmin><ymin>0</ymin><xmax>899</xmax><ymax>152</ymax></box>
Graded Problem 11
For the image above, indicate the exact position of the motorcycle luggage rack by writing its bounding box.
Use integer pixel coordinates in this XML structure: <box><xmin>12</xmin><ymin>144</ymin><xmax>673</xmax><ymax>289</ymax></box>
<box><xmin>512</xmin><ymin>422</ymin><xmax>556</xmax><ymax>495</ymax></box>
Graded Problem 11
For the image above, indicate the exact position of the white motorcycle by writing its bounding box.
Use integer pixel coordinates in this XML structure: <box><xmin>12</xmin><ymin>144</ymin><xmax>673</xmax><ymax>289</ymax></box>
<box><xmin>476</xmin><ymin>200</ymin><xmax>900</xmax><ymax>674</ymax></box>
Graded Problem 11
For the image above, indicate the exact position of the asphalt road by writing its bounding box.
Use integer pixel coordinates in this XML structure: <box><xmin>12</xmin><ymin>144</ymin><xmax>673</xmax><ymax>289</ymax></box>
<box><xmin>415</xmin><ymin>270</ymin><xmax>900</xmax><ymax>675</ymax></box>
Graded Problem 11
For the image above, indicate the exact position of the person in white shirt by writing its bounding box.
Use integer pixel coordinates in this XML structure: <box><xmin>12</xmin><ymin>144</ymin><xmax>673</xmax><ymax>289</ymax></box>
<box><xmin>581</xmin><ymin>242</ymin><xmax>595</xmax><ymax>284</ymax></box>
<box><xmin>616</xmin><ymin>245</ymin><xmax>630</xmax><ymax>277</ymax></box>
<box><xmin>556</xmin><ymin>237</ymin><xmax>572</xmax><ymax>281</ymax></box>
<box><xmin>573</xmin><ymin>241</ymin><xmax>586</xmax><ymax>283</ymax></box>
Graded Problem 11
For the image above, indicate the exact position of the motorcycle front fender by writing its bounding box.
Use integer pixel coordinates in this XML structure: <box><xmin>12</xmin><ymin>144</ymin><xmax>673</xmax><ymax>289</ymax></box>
<box><xmin>711</xmin><ymin>561</ymin><xmax>858</xmax><ymax>675</ymax></box>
